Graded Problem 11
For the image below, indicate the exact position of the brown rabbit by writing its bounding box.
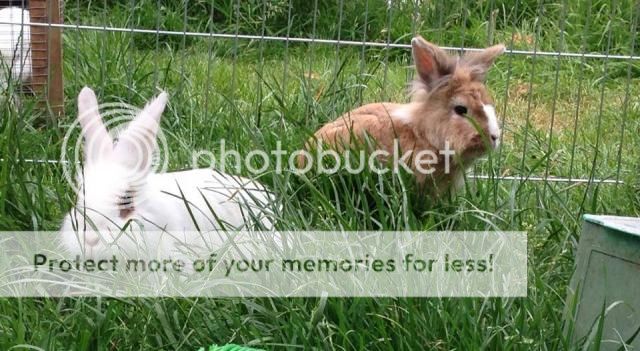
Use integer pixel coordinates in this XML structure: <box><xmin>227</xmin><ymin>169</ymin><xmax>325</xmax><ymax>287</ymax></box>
<box><xmin>300</xmin><ymin>36</ymin><xmax>505</xmax><ymax>196</ymax></box>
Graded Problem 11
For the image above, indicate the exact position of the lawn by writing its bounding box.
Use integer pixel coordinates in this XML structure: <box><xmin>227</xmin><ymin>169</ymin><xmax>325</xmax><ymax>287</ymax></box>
<box><xmin>0</xmin><ymin>0</ymin><xmax>639</xmax><ymax>349</ymax></box>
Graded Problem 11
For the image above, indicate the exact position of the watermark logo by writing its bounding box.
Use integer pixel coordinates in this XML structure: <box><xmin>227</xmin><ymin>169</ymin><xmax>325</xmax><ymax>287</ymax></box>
<box><xmin>191</xmin><ymin>139</ymin><xmax>455</xmax><ymax>176</ymax></box>
<box><xmin>61</xmin><ymin>111</ymin><xmax>456</xmax><ymax>197</ymax></box>
<box><xmin>0</xmin><ymin>230</ymin><xmax>528</xmax><ymax>297</ymax></box>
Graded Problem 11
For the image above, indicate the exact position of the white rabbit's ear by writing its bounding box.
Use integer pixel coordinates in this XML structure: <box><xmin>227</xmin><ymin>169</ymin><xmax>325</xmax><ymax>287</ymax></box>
<box><xmin>77</xmin><ymin>87</ymin><xmax>113</xmax><ymax>164</ymax></box>
<box><xmin>411</xmin><ymin>36</ymin><xmax>454</xmax><ymax>88</ymax></box>
<box><xmin>113</xmin><ymin>92</ymin><xmax>168</xmax><ymax>172</ymax></box>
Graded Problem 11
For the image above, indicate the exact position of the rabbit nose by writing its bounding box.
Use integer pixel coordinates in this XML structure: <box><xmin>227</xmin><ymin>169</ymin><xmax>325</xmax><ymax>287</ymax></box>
<box><xmin>490</xmin><ymin>134</ymin><xmax>500</xmax><ymax>148</ymax></box>
<box><xmin>85</xmin><ymin>233</ymin><xmax>99</xmax><ymax>247</ymax></box>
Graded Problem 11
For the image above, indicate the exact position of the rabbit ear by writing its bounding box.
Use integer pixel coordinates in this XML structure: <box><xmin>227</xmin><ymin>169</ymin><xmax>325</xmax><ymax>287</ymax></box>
<box><xmin>77</xmin><ymin>87</ymin><xmax>113</xmax><ymax>164</ymax></box>
<box><xmin>463</xmin><ymin>44</ymin><xmax>505</xmax><ymax>80</ymax></box>
<box><xmin>113</xmin><ymin>92</ymin><xmax>168</xmax><ymax>173</ymax></box>
<box><xmin>411</xmin><ymin>36</ymin><xmax>454</xmax><ymax>88</ymax></box>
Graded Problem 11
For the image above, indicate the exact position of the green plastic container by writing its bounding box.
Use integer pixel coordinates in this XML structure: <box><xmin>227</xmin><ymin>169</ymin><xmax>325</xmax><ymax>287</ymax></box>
<box><xmin>566</xmin><ymin>215</ymin><xmax>640</xmax><ymax>349</ymax></box>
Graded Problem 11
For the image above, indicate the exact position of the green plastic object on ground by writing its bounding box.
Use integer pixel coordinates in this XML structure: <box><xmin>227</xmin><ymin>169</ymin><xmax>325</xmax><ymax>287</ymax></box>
<box><xmin>198</xmin><ymin>344</ymin><xmax>265</xmax><ymax>351</ymax></box>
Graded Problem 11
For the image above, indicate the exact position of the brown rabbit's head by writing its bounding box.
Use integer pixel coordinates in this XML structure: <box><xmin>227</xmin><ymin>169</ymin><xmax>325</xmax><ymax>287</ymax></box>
<box><xmin>405</xmin><ymin>36</ymin><xmax>505</xmax><ymax>163</ymax></box>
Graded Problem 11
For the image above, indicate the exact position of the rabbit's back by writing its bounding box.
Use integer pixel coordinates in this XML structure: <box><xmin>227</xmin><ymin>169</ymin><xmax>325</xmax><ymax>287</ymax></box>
<box><xmin>149</xmin><ymin>169</ymin><xmax>276</xmax><ymax>231</ymax></box>
<box><xmin>313</xmin><ymin>103</ymin><xmax>406</xmax><ymax>150</ymax></box>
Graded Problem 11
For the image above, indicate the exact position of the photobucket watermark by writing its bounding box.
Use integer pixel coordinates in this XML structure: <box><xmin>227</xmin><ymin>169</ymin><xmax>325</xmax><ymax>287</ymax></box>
<box><xmin>61</xmin><ymin>100</ymin><xmax>457</xmax><ymax>194</ymax></box>
<box><xmin>191</xmin><ymin>139</ymin><xmax>455</xmax><ymax>176</ymax></box>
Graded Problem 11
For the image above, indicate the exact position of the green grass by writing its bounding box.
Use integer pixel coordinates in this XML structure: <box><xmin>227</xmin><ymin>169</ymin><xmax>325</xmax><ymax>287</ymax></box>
<box><xmin>0</xmin><ymin>1</ymin><xmax>639</xmax><ymax>350</ymax></box>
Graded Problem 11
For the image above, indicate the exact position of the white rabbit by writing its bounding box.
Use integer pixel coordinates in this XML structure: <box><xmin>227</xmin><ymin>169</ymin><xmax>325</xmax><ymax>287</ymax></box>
<box><xmin>60</xmin><ymin>87</ymin><xmax>277</xmax><ymax>260</ymax></box>
<box><xmin>0</xmin><ymin>7</ymin><xmax>31</xmax><ymax>90</ymax></box>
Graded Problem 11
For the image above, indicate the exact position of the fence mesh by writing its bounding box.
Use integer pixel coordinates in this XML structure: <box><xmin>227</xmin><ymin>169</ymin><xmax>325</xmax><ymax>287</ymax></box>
<box><xmin>1</xmin><ymin>0</ymin><xmax>638</xmax><ymax>187</ymax></box>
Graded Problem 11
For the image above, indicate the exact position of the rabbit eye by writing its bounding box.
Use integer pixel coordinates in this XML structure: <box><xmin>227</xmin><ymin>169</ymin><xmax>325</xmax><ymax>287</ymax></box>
<box><xmin>454</xmin><ymin>105</ymin><xmax>468</xmax><ymax>115</ymax></box>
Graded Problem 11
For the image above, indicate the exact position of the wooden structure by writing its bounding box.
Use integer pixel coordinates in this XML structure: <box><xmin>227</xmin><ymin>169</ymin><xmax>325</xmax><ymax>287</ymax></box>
<box><xmin>28</xmin><ymin>0</ymin><xmax>63</xmax><ymax>117</ymax></box>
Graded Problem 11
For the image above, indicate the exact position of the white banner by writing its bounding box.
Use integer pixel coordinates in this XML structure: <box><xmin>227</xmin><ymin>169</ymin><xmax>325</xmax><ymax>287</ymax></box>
<box><xmin>0</xmin><ymin>231</ymin><xmax>527</xmax><ymax>297</ymax></box>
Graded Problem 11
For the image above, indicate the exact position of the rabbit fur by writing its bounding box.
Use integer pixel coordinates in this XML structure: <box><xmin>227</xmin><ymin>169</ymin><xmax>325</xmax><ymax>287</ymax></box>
<box><xmin>60</xmin><ymin>87</ymin><xmax>277</xmax><ymax>260</ymax></box>
<box><xmin>0</xmin><ymin>7</ymin><xmax>31</xmax><ymax>89</ymax></box>
<box><xmin>302</xmin><ymin>36</ymin><xmax>505</xmax><ymax>196</ymax></box>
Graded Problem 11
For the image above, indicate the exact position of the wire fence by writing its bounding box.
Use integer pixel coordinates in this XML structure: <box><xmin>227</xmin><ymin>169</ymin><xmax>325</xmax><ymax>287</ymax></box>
<box><xmin>0</xmin><ymin>0</ymin><xmax>638</xmax><ymax>187</ymax></box>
